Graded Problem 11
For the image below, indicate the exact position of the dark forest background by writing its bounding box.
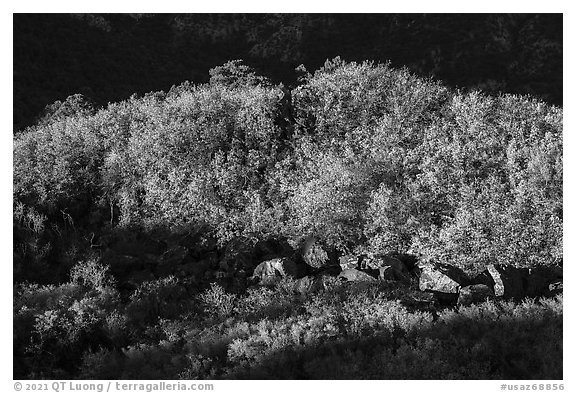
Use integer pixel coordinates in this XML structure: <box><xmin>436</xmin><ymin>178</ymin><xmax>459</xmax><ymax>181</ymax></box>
<box><xmin>13</xmin><ymin>13</ymin><xmax>562</xmax><ymax>132</ymax></box>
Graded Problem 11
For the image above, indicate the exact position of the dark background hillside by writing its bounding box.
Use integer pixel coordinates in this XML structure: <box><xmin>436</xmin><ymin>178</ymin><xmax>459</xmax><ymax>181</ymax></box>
<box><xmin>13</xmin><ymin>13</ymin><xmax>562</xmax><ymax>132</ymax></box>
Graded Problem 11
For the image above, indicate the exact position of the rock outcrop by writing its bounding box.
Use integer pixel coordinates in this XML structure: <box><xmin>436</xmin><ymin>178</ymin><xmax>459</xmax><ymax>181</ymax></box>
<box><xmin>457</xmin><ymin>284</ymin><xmax>494</xmax><ymax>306</ymax></box>
<box><xmin>549</xmin><ymin>280</ymin><xmax>563</xmax><ymax>295</ymax></box>
<box><xmin>486</xmin><ymin>264</ymin><xmax>563</xmax><ymax>299</ymax></box>
<box><xmin>361</xmin><ymin>254</ymin><xmax>409</xmax><ymax>275</ymax></box>
<box><xmin>339</xmin><ymin>254</ymin><xmax>358</xmax><ymax>271</ymax></box>
<box><xmin>338</xmin><ymin>268</ymin><xmax>378</xmax><ymax>283</ymax></box>
<box><xmin>250</xmin><ymin>258</ymin><xmax>299</xmax><ymax>286</ymax></box>
<box><xmin>418</xmin><ymin>262</ymin><xmax>469</xmax><ymax>294</ymax></box>
<box><xmin>378</xmin><ymin>265</ymin><xmax>410</xmax><ymax>282</ymax></box>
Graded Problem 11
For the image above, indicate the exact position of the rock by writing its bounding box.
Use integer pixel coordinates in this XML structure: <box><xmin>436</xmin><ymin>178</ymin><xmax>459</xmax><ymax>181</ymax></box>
<box><xmin>471</xmin><ymin>270</ymin><xmax>496</xmax><ymax>290</ymax></box>
<box><xmin>486</xmin><ymin>264</ymin><xmax>526</xmax><ymax>299</ymax></box>
<box><xmin>549</xmin><ymin>280</ymin><xmax>563</xmax><ymax>295</ymax></box>
<box><xmin>294</xmin><ymin>276</ymin><xmax>322</xmax><ymax>294</ymax></box>
<box><xmin>302</xmin><ymin>237</ymin><xmax>329</xmax><ymax>268</ymax></box>
<box><xmin>484</xmin><ymin>264</ymin><xmax>563</xmax><ymax>299</ymax></box>
<box><xmin>361</xmin><ymin>254</ymin><xmax>409</xmax><ymax>275</ymax></box>
<box><xmin>339</xmin><ymin>254</ymin><xmax>359</xmax><ymax>270</ymax></box>
<box><xmin>294</xmin><ymin>275</ymin><xmax>332</xmax><ymax>294</ymax></box>
<box><xmin>378</xmin><ymin>265</ymin><xmax>410</xmax><ymax>282</ymax></box>
<box><xmin>418</xmin><ymin>262</ymin><xmax>468</xmax><ymax>294</ymax></box>
<box><xmin>457</xmin><ymin>284</ymin><xmax>494</xmax><ymax>306</ymax></box>
<box><xmin>338</xmin><ymin>268</ymin><xmax>378</xmax><ymax>283</ymax></box>
<box><xmin>389</xmin><ymin>253</ymin><xmax>419</xmax><ymax>272</ymax></box>
<box><xmin>250</xmin><ymin>258</ymin><xmax>298</xmax><ymax>286</ymax></box>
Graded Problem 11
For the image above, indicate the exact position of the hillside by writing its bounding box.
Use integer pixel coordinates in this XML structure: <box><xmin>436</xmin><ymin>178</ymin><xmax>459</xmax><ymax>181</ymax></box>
<box><xmin>13</xmin><ymin>59</ymin><xmax>563</xmax><ymax>379</ymax></box>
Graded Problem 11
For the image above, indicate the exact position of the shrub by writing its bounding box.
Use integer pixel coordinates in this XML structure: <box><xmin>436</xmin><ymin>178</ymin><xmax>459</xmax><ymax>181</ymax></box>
<box><xmin>125</xmin><ymin>276</ymin><xmax>191</xmax><ymax>327</ymax></box>
<box><xmin>408</xmin><ymin>93</ymin><xmax>562</xmax><ymax>271</ymax></box>
<box><xmin>13</xmin><ymin>282</ymin><xmax>120</xmax><ymax>378</ymax></box>
<box><xmin>120</xmin><ymin>341</ymin><xmax>188</xmax><ymax>379</ymax></box>
<box><xmin>209</xmin><ymin>60</ymin><xmax>270</xmax><ymax>88</ymax></box>
<box><xmin>199</xmin><ymin>283</ymin><xmax>237</xmax><ymax>319</ymax></box>
<box><xmin>79</xmin><ymin>348</ymin><xmax>124</xmax><ymax>379</ymax></box>
<box><xmin>69</xmin><ymin>258</ymin><xmax>115</xmax><ymax>290</ymax></box>
<box><xmin>13</xmin><ymin>59</ymin><xmax>562</xmax><ymax>271</ymax></box>
<box><xmin>287</xmin><ymin>59</ymin><xmax>561</xmax><ymax>271</ymax></box>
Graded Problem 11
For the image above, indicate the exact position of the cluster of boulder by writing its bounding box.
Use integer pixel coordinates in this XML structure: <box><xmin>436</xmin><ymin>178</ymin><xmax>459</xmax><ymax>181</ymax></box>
<box><xmin>97</xmin><ymin>231</ymin><xmax>563</xmax><ymax>307</ymax></box>
<box><xmin>247</xmin><ymin>241</ymin><xmax>563</xmax><ymax>307</ymax></box>
<box><xmin>408</xmin><ymin>261</ymin><xmax>562</xmax><ymax>306</ymax></box>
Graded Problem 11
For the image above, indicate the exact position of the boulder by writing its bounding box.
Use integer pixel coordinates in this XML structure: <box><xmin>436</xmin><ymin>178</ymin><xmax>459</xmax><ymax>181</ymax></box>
<box><xmin>418</xmin><ymin>263</ymin><xmax>468</xmax><ymax>294</ymax></box>
<box><xmin>457</xmin><ymin>284</ymin><xmax>494</xmax><ymax>306</ymax></box>
<box><xmin>483</xmin><ymin>264</ymin><xmax>563</xmax><ymax>299</ymax></box>
<box><xmin>549</xmin><ymin>280</ymin><xmax>563</xmax><ymax>295</ymax></box>
<box><xmin>471</xmin><ymin>270</ymin><xmax>496</xmax><ymax>289</ymax></box>
<box><xmin>361</xmin><ymin>254</ymin><xmax>409</xmax><ymax>275</ymax></box>
<box><xmin>250</xmin><ymin>258</ymin><xmax>299</xmax><ymax>286</ymax></box>
<box><xmin>378</xmin><ymin>265</ymin><xmax>410</xmax><ymax>282</ymax></box>
<box><xmin>486</xmin><ymin>264</ymin><xmax>526</xmax><ymax>299</ymax></box>
<box><xmin>339</xmin><ymin>255</ymin><xmax>359</xmax><ymax>270</ymax></box>
<box><xmin>294</xmin><ymin>275</ymin><xmax>336</xmax><ymax>294</ymax></box>
<box><xmin>389</xmin><ymin>253</ymin><xmax>419</xmax><ymax>272</ymax></box>
<box><xmin>338</xmin><ymin>268</ymin><xmax>378</xmax><ymax>283</ymax></box>
<box><xmin>294</xmin><ymin>276</ymin><xmax>316</xmax><ymax>294</ymax></box>
<box><xmin>302</xmin><ymin>237</ymin><xmax>330</xmax><ymax>268</ymax></box>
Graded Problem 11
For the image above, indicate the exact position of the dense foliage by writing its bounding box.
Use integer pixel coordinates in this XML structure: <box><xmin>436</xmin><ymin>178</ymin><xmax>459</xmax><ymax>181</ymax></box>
<box><xmin>14</xmin><ymin>59</ymin><xmax>562</xmax><ymax>273</ymax></box>
<box><xmin>15</xmin><ymin>272</ymin><xmax>563</xmax><ymax>379</ymax></box>
<box><xmin>14</xmin><ymin>14</ymin><xmax>562</xmax><ymax>131</ymax></box>
<box><xmin>13</xmin><ymin>59</ymin><xmax>562</xmax><ymax>379</ymax></box>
